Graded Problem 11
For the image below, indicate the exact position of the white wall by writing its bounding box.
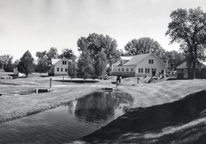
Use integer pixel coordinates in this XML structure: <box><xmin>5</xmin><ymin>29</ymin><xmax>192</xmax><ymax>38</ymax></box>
<box><xmin>112</xmin><ymin>65</ymin><xmax>135</xmax><ymax>77</ymax></box>
<box><xmin>113</xmin><ymin>65</ymin><xmax>135</xmax><ymax>72</ymax></box>
<box><xmin>135</xmin><ymin>54</ymin><xmax>166</xmax><ymax>77</ymax></box>
<box><xmin>54</xmin><ymin>57</ymin><xmax>68</xmax><ymax>76</ymax></box>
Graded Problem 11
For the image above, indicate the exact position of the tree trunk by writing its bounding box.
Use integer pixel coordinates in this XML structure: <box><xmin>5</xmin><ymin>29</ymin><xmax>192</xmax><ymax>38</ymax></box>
<box><xmin>26</xmin><ymin>73</ymin><xmax>28</xmax><ymax>77</ymax></box>
<box><xmin>193</xmin><ymin>47</ymin><xmax>197</xmax><ymax>79</ymax></box>
<box><xmin>193</xmin><ymin>60</ymin><xmax>196</xmax><ymax>79</ymax></box>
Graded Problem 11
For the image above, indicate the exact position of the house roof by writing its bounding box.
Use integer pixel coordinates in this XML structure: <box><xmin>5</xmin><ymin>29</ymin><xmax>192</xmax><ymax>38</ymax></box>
<box><xmin>113</xmin><ymin>53</ymin><xmax>166</xmax><ymax>66</ymax></box>
<box><xmin>123</xmin><ymin>53</ymin><xmax>151</xmax><ymax>66</ymax></box>
<box><xmin>124</xmin><ymin>53</ymin><xmax>165</xmax><ymax>66</ymax></box>
<box><xmin>121</xmin><ymin>56</ymin><xmax>133</xmax><ymax>61</ymax></box>
<box><xmin>176</xmin><ymin>62</ymin><xmax>187</xmax><ymax>69</ymax></box>
<box><xmin>51</xmin><ymin>57</ymin><xmax>70</xmax><ymax>65</ymax></box>
<box><xmin>177</xmin><ymin>61</ymin><xmax>206</xmax><ymax>69</ymax></box>
<box><xmin>51</xmin><ymin>59</ymin><xmax>60</xmax><ymax>65</ymax></box>
<box><xmin>199</xmin><ymin>59</ymin><xmax>206</xmax><ymax>66</ymax></box>
<box><xmin>113</xmin><ymin>56</ymin><xmax>132</xmax><ymax>66</ymax></box>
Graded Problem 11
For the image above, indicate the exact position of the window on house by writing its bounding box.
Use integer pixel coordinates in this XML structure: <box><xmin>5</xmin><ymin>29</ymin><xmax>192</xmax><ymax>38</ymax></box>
<box><xmin>131</xmin><ymin>68</ymin><xmax>133</xmax><ymax>71</ymax></box>
<box><xmin>118</xmin><ymin>68</ymin><xmax>120</xmax><ymax>71</ymax></box>
<box><xmin>126</xmin><ymin>68</ymin><xmax>129</xmax><ymax>71</ymax></box>
<box><xmin>145</xmin><ymin>68</ymin><xmax>150</xmax><ymax>73</ymax></box>
<box><xmin>61</xmin><ymin>68</ymin><xmax>63</xmax><ymax>72</ymax></box>
<box><xmin>122</xmin><ymin>68</ymin><xmax>124</xmax><ymax>71</ymax></box>
<box><xmin>149</xmin><ymin>59</ymin><xmax>154</xmax><ymax>64</ymax></box>
<box><xmin>57</xmin><ymin>68</ymin><xmax>59</xmax><ymax>72</ymax></box>
<box><xmin>62</xmin><ymin>61</ymin><xmax>66</xmax><ymax>65</ymax></box>
<box><xmin>152</xmin><ymin>68</ymin><xmax>156</xmax><ymax>72</ymax></box>
<box><xmin>65</xmin><ymin>68</ymin><xmax>67</xmax><ymax>72</ymax></box>
<box><xmin>139</xmin><ymin>68</ymin><xmax>143</xmax><ymax>73</ymax></box>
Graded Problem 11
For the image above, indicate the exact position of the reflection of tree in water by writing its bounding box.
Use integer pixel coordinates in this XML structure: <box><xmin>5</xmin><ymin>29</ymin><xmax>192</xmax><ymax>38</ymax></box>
<box><xmin>67</xmin><ymin>100</ymin><xmax>77</xmax><ymax>114</ymax></box>
<box><xmin>75</xmin><ymin>91</ymin><xmax>120</xmax><ymax>122</ymax></box>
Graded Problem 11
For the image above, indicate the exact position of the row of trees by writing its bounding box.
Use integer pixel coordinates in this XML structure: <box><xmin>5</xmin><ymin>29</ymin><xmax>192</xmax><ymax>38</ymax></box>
<box><xmin>0</xmin><ymin>36</ymin><xmax>184</xmax><ymax>79</ymax></box>
<box><xmin>1</xmin><ymin>7</ymin><xmax>205</xmax><ymax>79</ymax></box>
<box><xmin>0</xmin><ymin>47</ymin><xmax>77</xmax><ymax>77</ymax></box>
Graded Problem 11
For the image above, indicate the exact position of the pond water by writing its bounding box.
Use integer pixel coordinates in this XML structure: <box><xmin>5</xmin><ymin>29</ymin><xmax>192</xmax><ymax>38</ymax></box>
<box><xmin>82</xmin><ymin>90</ymin><xmax>206</xmax><ymax>144</ymax></box>
<box><xmin>0</xmin><ymin>90</ymin><xmax>133</xmax><ymax>144</ymax></box>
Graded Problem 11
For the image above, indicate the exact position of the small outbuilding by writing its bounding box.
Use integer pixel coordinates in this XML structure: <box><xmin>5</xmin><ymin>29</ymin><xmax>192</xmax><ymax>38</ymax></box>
<box><xmin>13</xmin><ymin>67</ymin><xmax>26</xmax><ymax>77</ymax></box>
<box><xmin>176</xmin><ymin>61</ymin><xmax>206</xmax><ymax>79</ymax></box>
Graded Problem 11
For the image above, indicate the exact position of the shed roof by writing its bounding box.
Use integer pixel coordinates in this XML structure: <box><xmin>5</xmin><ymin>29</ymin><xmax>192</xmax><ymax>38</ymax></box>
<box><xmin>177</xmin><ymin>61</ymin><xmax>206</xmax><ymax>69</ymax></box>
<box><xmin>176</xmin><ymin>62</ymin><xmax>187</xmax><ymax>69</ymax></box>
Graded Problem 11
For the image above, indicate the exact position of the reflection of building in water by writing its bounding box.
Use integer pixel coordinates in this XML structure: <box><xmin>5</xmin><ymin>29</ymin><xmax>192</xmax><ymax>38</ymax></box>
<box><xmin>107</xmin><ymin>92</ymin><xmax>133</xmax><ymax>106</ymax></box>
<box><xmin>73</xmin><ymin>91</ymin><xmax>133</xmax><ymax>122</ymax></box>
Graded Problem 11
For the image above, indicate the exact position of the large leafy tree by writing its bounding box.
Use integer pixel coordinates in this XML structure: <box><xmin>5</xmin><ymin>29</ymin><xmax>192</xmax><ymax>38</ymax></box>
<box><xmin>164</xmin><ymin>50</ymin><xmax>185</xmax><ymax>70</ymax></box>
<box><xmin>46</xmin><ymin>47</ymin><xmax>59</xmax><ymax>61</ymax></box>
<box><xmin>124</xmin><ymin>37</ymin><xmax>166</xmax><ymax>59</ymax></box>
<box><xmin>0</xmin><ymin>55</ymin><xmax>13</xmax><ymax>69</ymax></box>
<box><xmin>44</xmin><ymin>47</ymin><xmax>59</xmax><ymax>69</ymax></box>
<box><xmin>59</xmin><ymin>48</ymin><xmax>77</xmax><ymax>61</ymax></box>
<box><xmin>13</xmin><ymin>60</ymin><xmax>20</xmax><ymax>68</ymax></box>
<box><xmin>68</xmin><ymin>61</ymin><xmax>77</xmax><ymax>79</ymax></box>
<box><xmin>166</xmin><ymin>7</ymin><xmax>206</xmax><ymax>78</ymax></box>
<box><xmin>93</xmin><ymin>51</ymin><xmax>107</xmax><ymax>78</ymax></box>
<box><xmin>3</xmin><ymin>59</ymin><xmax>14</xmax><ymax>72</ymax></box>
<box><xmin>35</xmin><ymin>51</ymin><xmax>50</xmax><ymax>73</ymax></box>
<box><xmin>77</xmin><ymin>33</ymin><xmax>121</xmax><ymax>66</ymax></box>
<box><xmin>77</xmin><ymin>49</ymin><xmax>94</xmax><ymax>80</ymax></box>
<box><xmin>18</xmin><ymin>50</ymin><xmax>35</xmax><ymax>77</ymax></box>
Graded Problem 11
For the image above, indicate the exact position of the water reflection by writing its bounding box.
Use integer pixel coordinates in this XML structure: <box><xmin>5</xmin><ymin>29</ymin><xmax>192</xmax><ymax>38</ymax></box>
<box><xmin>82</xmin><ymin>90</ymin><xmax>206</xmax><ymax>144</ymax></box>
<box><xmin>0</xmin><ymin>91</ymin><xmax>133</xmax><ymax>144</ymax></box>
<box><xmin>67</xmin><ymin>91</ymin><xmax>133</xmax><ymax>123</ymax></box>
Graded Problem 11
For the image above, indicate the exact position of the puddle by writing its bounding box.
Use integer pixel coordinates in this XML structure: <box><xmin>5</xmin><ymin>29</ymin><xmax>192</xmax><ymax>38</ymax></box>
<box><xmin>0</xmin><ymin>90</ymin><xmax>133</xmax><ymax>144</ymax></box>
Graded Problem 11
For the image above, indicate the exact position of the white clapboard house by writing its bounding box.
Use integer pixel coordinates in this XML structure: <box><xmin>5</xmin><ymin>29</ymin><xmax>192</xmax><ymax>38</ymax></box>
<box><xmin>48</xmin><ymin>57</ymin><xmax>70</xmax><ymax>76</ymax></box>
<box><xmin>112</xmin><ymin>53</ymin><xmax>166</xmax><ymax>77</ymax></box>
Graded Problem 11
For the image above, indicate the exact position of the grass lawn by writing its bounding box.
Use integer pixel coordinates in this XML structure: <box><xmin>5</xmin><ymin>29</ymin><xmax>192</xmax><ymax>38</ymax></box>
<box><xmin>0</xmin><ymin>71</ymin><xmax>206</xmax><ymax>126</ymax></box>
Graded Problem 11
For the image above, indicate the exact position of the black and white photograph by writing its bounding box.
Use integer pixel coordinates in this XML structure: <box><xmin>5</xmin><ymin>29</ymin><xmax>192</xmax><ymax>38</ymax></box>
<box><xmin>0</xmin><ymin>0</ymin><xmax>206</xmax><ymax>143</ymax></box>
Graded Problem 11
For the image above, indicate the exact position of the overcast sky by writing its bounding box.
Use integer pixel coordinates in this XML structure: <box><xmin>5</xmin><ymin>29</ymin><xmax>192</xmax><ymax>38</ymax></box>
<box><xmin>0</xmin><ymin>0</ymin><xmax>206</xmax><ymax>60</ymax></box>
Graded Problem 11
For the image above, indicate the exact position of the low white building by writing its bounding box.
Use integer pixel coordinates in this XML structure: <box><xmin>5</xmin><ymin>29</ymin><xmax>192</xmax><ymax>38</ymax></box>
<box><xmin>48</xmin><ymin>57</ymin><xmax>70</xmax><ymax>76</ymax></box>
<box><xmin>13</xmin><ymin>67</ymin><xmax>26</xmax><ymax>77</ymax></box>
<box><xmin>112</xmin><ymin>53</ymin><xmax>166</xmax><ymax>77</ymax></box>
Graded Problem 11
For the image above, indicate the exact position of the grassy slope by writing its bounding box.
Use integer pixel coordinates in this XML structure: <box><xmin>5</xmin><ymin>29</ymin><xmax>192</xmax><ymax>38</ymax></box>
<box><xmin>0</xmin><ymin>73</ymin><xmax>97</xmax><ymax>122</ymax></box>
<box><xmin>121</xmin><ymin>78</ymin><xmax>206</xmax><ymax>108</ymax></box>
<box><xmin>79</xmin><ymin>78</ymin><xmax>206</xmax><ymax>144</ymax></box>
<box><xmin>0</xmin><ymin>73</ymin><xmax>206</xmax><ymax>127</ymax></box>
